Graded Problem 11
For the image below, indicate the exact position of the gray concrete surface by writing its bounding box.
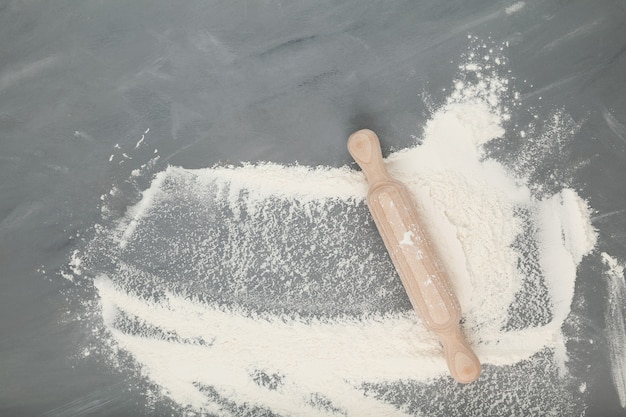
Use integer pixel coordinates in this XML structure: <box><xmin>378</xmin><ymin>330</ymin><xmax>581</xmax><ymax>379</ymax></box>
<box><xmin>1</xmin><ymin>0</ymin><xmax>625</xmax><ymax>415</ymax></box>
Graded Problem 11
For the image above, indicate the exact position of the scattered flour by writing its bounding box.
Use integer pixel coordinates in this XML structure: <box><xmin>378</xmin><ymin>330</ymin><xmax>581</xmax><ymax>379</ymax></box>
<box><xmin>505</xmin><ymin>2</ymin><xmax>526</xmax><ymax>15</ymax></box>
<box><xmin>602</xmin><ymin>253</ymin><xmax>626</xmax><ymax>408</ymax></box>
<box><xmin>67</xmin><ymin>40</ymin><xmax>599</xmax><ymax>416</ymax></box>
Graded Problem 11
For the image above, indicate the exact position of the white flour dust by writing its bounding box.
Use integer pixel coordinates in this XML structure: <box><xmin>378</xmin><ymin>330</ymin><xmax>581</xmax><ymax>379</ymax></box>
<box><xmin>67</xmin><ymin>40</ymin><xmax>598</xmax><ymax>416</ymax></box>
<box><xmin>602</xmin><ymin>253</ymin><xmax>626</xmax><ymax>408</ymax></box>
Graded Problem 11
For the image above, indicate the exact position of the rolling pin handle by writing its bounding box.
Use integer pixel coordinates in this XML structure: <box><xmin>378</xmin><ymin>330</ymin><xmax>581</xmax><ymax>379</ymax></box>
<box><xmin>347</xmin><ymin>129</ymin><xmax>391</xmax><ymax>185</ymax></box>
<box><xmin>439</xmin><ymin>326</ymin><xmax>481</xmax><ymax>384</ymax></box>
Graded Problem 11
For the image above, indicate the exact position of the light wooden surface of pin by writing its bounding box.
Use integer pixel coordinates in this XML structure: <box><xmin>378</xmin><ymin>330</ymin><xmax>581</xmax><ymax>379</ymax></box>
<box><xmin>348</xmin><ymin>129</ymin><xmax>481</xmax><ymax>384</ymax></box>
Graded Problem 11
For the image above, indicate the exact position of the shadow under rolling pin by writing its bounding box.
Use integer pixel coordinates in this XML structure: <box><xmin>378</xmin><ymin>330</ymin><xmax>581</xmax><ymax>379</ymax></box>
<box><xmin>347</xmin><ymin>129</ymin><xmax>481</xmax><ymax>384</ymax></box>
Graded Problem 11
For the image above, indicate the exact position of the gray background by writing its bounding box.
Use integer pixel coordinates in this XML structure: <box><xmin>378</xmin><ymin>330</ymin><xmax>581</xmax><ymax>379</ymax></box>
<box><xmin>1</xmin><ymin>0</ymin><xmax>625</xmax><ymax>416</ymax></box>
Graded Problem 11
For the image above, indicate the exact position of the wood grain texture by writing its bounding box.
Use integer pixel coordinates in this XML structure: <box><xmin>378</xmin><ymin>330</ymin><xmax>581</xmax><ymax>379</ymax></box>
<box><xmin>348</xmin><ymin>129</ymin><xmax>481</xmax><ymax>384</ymax></box>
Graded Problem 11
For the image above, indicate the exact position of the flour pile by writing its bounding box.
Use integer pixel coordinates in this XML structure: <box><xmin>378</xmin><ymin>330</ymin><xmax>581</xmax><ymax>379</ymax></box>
<box><xmin>67</xmin><ymin>40</ymin><xmax>597</xmax><ymax>416</ymax></box>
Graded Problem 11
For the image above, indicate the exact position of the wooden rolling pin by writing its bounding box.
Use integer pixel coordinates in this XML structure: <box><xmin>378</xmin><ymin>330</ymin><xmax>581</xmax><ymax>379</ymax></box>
<box><xmin>348</xmin><ymin>129</ymin><xmax>481</xmax><ymax>384</ymax></box>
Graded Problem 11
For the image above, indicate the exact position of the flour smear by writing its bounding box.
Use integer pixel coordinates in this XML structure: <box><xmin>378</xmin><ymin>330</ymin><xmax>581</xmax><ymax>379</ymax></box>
<box><xmin>67</xmin><ymin>39</ymin><xmax>599</xmax><ymax>416</ymax></box>
<box><xmin>602</xmin><ymin>253</ymin><xmax>626</xmax><ymax>408</ymax></box>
